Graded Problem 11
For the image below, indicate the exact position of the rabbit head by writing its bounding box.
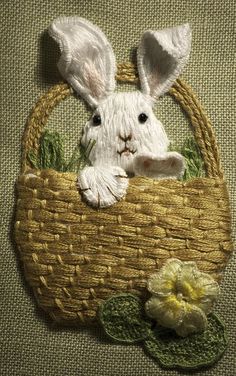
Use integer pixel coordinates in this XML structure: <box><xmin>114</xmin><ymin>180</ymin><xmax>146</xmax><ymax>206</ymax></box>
<box><xmin>49</xmin><ymin>17</ymin><xmax>191</xmax><ymax>176</ymax></box>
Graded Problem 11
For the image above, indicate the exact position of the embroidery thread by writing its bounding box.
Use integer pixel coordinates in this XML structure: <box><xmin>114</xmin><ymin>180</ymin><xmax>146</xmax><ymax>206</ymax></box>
<box><xmin>99</xmin><ymin>293</ymin><xmax>228</xmax><ymax>370</ymax></box>
<box><xmin>145</xmin><ymin>258</ymin><xmax>219</xmax><ymax>337</ymax></box>
<box><xmin>15</xmin><ymin>74</ymin><xmax>233</xmax><ymax>326</ymax></box>
<box><xmin>28</xmin><ymin>130</ymin><xmax>95</xmax><ymax>172</ymax></box>
<box><xmin>49</xmin><ymin>17</ymin><xmax>191</xmax><ymax>208</ymax></box>
<box><xmin>14</xmin><ymin>19</ymin><xmax>233</xmax><ymax>371</ymax></box>
<box><xmin>27</xmin><ymin>132</ymin><xmax>204</xmax><ymax>180</ymax></box>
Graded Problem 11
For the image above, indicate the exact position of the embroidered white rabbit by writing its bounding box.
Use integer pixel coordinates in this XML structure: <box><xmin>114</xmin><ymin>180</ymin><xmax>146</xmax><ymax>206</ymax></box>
<box><xmin>49</xmin><ymin>17</ymin><xmax>191</xmax><ymax>208</ymax></box>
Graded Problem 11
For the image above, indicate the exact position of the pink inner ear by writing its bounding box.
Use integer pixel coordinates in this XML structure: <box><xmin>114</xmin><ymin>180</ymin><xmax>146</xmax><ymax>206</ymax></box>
<box><xmin>154</xmin><ymin>156</ymin><xmax>181</xmax><ymax>174</ymax></box>
<box><xmin>148</xmin><ymin>71</ymin><xmax>160</xmax><ymax>97</ymax></box>
<box><xmin>143</xmin><ymin>159</ymin><xmax>152</xmax><ymax>169</ymax></box>
<box><xmin>134</xmin><ymin>152</ymin><xmax>185</xmax><ymax>179</ymax></box>
<box><xmin>83</xmin><ymin>61</ymin><xmax>105</xmax><ymax>99</ymax></box>
<box><xmin>141</xmin><ymin>157</ymin><xmax>176</xmax><ymax>173</ymax></box>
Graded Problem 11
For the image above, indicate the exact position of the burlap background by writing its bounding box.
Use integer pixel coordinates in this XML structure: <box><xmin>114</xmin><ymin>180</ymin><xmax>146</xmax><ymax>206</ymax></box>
<box><xmin>1</xmin><ymin>1</ymin><xmax>235</xmax><ymax>375</ymax></box>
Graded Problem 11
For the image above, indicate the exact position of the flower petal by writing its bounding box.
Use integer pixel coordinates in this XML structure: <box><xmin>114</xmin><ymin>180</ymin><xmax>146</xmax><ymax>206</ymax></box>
<box><xmin>147</xmin><ymin>259</ymin><xmax>182</xmax><ymax>296</ymax></box>
<box><xmin>145</xmin><ymin>295</ymin><xmax>185</xmax><ymax>329</ymax></box>
<box><xmin>194</xmin><ymin>275</ymin><xmax>219</xmax><ymax>314</ymax></box>
<box><xmin>175</xmin><ymin>304</ymin><xmax>207</xmax><ymax>337</ymax></box>
<box><xmin>178</xmin><ymin>262</ymin><xmax>204</xmax><ymax>299</ymax></box>
<box><xmin>179</xmin><ymin>264</ymin><xmax>219</xmax><ymax>312</ymax></box>
<box><xmin>146</xmin><ymin>258</ymin><xmax>220</xmax><ymax>337</ymax></box>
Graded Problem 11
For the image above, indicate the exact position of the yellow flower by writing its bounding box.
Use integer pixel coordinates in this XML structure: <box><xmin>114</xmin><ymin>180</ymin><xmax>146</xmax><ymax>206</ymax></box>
<box><xmin>145</xmin><ymin>259</ymin><xmax>219</xmax><ymax>337</ymax></box>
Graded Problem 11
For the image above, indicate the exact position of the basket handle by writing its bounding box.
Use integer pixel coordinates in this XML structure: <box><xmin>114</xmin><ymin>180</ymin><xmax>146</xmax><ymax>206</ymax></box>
<box><xmin>22</xmin><ymin>63</ymin><xmax>223</xmax><ymax>178</ymax></box>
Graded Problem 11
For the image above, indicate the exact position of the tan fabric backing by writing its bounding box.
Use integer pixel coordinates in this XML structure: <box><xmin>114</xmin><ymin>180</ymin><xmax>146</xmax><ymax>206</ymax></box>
<box><xmin>1</xmin><ymin>1</ymin><xmax>235</xmax><ymax>375</ymax></box>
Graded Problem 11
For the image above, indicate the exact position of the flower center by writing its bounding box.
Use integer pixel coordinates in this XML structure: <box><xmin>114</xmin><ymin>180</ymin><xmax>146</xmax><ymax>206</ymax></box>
<box><xmin>176</xmin><ymin>292</ymin><xmax>188</xmax><ymax>302</ymax></box>
<box><xmin>176</xmin><ymin>292</ymin><xmax>183</xmax><ymax>301</ymax></box>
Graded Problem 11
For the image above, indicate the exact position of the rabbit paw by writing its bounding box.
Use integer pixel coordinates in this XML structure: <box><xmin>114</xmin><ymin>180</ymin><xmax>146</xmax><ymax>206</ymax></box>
<box><xmin>78</xmin><ymin>166</ymin><xmax>129</xmax><ymax>208</ymax></box>
<box><xmin>133</xmin><ymin>151</ymin><xmax>185</xmax><ymax>179</ymax></box>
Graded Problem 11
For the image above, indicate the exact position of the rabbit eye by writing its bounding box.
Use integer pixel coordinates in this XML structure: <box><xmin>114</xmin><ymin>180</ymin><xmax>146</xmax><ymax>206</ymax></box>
<box><xmin>92</xmin><ymin>114</ymin><xmax>101</xmax><ymax>126</ymax></box>
<box><xmin>138</xmin><ymin>113</ymin><xmax>148</xmax><ymax>123</ymax></box>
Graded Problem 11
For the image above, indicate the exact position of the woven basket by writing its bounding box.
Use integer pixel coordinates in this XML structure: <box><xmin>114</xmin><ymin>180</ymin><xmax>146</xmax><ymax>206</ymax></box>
<box><xmin>15</xmin><ymin>63</ymin><xmax>233</xmax><ymax>325</ymax></box>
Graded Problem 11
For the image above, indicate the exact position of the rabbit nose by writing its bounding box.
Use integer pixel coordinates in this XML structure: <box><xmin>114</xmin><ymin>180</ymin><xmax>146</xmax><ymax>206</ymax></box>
<box><xmin>119</xmin><ymin>133</ymin><xmax>132</xmax><ymax>142</ymax></box>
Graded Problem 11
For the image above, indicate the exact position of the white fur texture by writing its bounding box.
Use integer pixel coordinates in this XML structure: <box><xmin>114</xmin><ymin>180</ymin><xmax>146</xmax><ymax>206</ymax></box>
<box><xmin>49</xmin><ymin>17</ymin><xmax>191</xmax><ymax>208</ymax></box>
<box><xmin>133</xmin><ymin>151</ymin><xmax>185</xmax><ymax>179</ymax></box>
<box><xmin>78</xmin><ymin>166</ymin><xmax>128</xmax><ymax>208</ymax></box>
<box><xmin>49</xmin><ymin>16</ymin><xmax>116</xmax><ymax>107</ymax></box>
<box><xmin>137</xmin><ymin>24</ymin><xmax>191</xmax><ymax>98</ymax></box>
<box><xmin>81</xmin><ymin>92</ymin><xmax>170</xmax><ymax>174</ymax></box>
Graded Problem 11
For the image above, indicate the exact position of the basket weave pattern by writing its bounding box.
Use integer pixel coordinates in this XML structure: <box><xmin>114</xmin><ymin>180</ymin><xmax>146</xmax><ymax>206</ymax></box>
<box><xmin>15</xmin><ymin>64</ymin><xmax>233</xmax><ymax>325</ymax></box>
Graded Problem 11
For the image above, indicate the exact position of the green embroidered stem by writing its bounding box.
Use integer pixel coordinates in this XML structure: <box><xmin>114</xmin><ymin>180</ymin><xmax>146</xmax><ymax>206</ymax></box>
<box><xmin>99</xmin><ymin>294</ymin><xmax>228</xmax><ymax>370</ymax></box>
<box><xmin>65</xmin><ymin>139</ymin><xmax>96</xmax><ymax>172</ymax></box>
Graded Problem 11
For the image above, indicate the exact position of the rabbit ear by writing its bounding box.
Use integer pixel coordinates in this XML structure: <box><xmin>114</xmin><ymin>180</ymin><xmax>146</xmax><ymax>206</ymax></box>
<box><xmin>137</xmin><ymin>24</ymin><xmax>191</xmax><ymax>99</ymax></box>
<box><xmin>49</xmin><ymin>17</ymin><xmax>116</xmax><ymax>107</ymax></box>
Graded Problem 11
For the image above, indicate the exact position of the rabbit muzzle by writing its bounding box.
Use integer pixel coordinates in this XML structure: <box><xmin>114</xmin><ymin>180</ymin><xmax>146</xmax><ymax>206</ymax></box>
<box><xmin>117</xmin><ymin>147</ymin><xmax>137</xmax><ymax>157</ymax></box>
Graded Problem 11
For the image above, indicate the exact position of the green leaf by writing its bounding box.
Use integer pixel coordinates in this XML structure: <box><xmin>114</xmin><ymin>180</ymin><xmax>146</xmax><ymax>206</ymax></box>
<box><xmin>99</xmin><ymin>294</ymin><xmax>152</xmax><ymax>343</ymax></box>
<box><xmin>144</xmin><ymin>313</ymin><xmax>228</xmax><ymax>370</ymax></box>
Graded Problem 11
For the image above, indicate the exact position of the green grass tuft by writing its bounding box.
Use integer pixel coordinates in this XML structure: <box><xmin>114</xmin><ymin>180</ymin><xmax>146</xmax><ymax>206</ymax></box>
<box><xmin>27</xmin><ymin>130</ymin><xmax>95</xmax><ymax>172</ymax></box>
<box><xmin>170</xmin><ymin>137</ymin><xmax>204</xmax><ymax>180</ymax></box>
<box><xmin>28</xmin><ymin>131</ymin><xmax>204</xmax><ymax>180</ymax></box>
